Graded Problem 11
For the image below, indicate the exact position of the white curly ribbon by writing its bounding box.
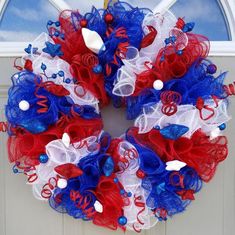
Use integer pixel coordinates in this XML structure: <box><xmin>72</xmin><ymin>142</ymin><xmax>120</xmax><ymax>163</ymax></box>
<box><xmin>117</xmin><ymin>141</ymin><xmax>158</xmax><ymax>230</ymax></box>
<box><xmin>22</xmin><ymin>33</ymin><xmax>100</xmax><ymax>113</ymax></box>
<box><xmin>135</xmin><ymin>99</ymin><xmax>230</xmax><ymax>137</ymax></box>
<box><xmin>32</xmin><ymin>135</ymin><xmax>101</xmax><ymax>200</ymax></box>
<box><xmin>112</xmin><ymin>11</ymin><xmax>180</xmax><ymax>97</ymax></box>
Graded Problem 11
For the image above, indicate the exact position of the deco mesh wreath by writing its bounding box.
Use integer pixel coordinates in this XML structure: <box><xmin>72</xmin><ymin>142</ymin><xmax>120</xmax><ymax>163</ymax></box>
<box><xmin>4</xmin><ymin>0</ymin><xmax>234</xmax><ymax>232</ymax></box>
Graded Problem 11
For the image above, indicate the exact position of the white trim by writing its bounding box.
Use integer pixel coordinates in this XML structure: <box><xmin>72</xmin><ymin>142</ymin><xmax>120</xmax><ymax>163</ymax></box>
<box><xmin>48</xmin><ymin>0</ymin><xmax>71</xmax><ymax>12</ymax></box>
<box><xmin>0</xmin><ymin>42</ymin><xmax>28</xmax><ymax>57</ymax></box>
<box><xmin>210</xmin><ymin>41</ymin><xmax>235</xmax><ymax>56</ymax></box>
<box><xmin>219</xmin><ymin>0</ymin><xmax>235</xmax><ymax>40</ymax></box>
<box><xmin>0</xmin><ymin>0</ymin><xmax>234</xmax><ymax>57</ymax></box>
<box><xmin>0</xmin><ymin>41</ymin><xmax>235</xmax><ymax>58</ymax></box>
<box><xmin>153</xmin><ymin>0</ymin><xmax>177</xmax><ymax>14</ymax></box>
<box><xmin>0</xmin><ymin>0</ymin><xmax>9</xmax><ymax>21</ymax></box>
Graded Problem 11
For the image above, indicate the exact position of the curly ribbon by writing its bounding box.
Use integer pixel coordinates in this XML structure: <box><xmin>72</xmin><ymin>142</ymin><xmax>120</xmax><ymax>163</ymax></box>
<box><xmin>169</xmin><ymin>172</ymin><xmax>185</xmax><ymax>188</ymax></box>
<box><xmin>13</xmin><ymin>161</ymin><xmax>38</xmax><ymax>183</ymax></box>
<box><xmin>81</xmin><ymin>53</ymin><xmax>99</xmax><ymax>67</ymax></box>
<box><xmin>160</xmin><ymin>91</ymin><xmax>182</xmax><ymax>116</ymax></box>
<box><xmin>223</xmin><ymin>82</ymin><xmax>235</xmax><ymax>96</ymax></box>
<box><xmin>118</xmin><ymin>141</ymin><xmax>138</xmax><ymax>172</ymax></box>
<box><xmin>70</xmin><ymin>190</ymin><xmax>96</xmax><ymax>219</ymax></box>
<box><xmin>41</xmin><ymin>177</ymin><xmax>58</xmax><ymax>199</ymax></box>
<box><xmin>14</xmin><ymin>58</ymin><xmax>33</xmax><ymax>71</ymax></box>
<box><xmin>133</xmin><ymin>195</ymin><xmax>146</xmax><ymax>233</ymax></box>
<box><xmin>0</xmin><ymin>122</ymin><xmax>7</xmax><ymax>132</ymax></box>
<box><xmin>14</xmin><ymin>57</ymin><xmax>24</xmax><ymax>71</ymax></box>
<box><xmin>105</xmin><ymin>27</ymin><xmax>129</xmax><ymax>76</ymax></box>
<box><xmin>196</xmin><ymin>97</ymin><xmax>215</xmax><ymax>121</ymax></box>
<box><xmin>35</xmin><ymin>91</ymin><xmax>49</xmax><ymax>113</ymax></box>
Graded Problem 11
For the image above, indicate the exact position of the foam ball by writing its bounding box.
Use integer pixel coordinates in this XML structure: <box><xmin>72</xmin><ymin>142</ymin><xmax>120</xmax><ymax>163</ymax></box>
<box><xmin>153</xmin><ymin>80</ymin><xmax>164</xmax><ymax>90</ymax></box>
<box><xmin>19</xmin><ymin>100</ymin><xmax>30</xmax><ymax>111</ymax></box>
<box><xmin>57</xmin><ymin>178</ymin><xmax>68</xmax><ymax>189</ymax></box>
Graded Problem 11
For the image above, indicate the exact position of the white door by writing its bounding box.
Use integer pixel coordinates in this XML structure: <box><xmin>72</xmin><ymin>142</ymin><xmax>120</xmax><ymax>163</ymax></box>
<box><xmin>0</xmin><ymin>1</ymin><xmax>235</xmax><ymax>235</ymax></box>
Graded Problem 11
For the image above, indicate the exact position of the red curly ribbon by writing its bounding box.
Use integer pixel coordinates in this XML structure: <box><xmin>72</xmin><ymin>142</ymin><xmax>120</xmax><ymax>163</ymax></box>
<box><xmin>160</xmin><ymin>91</ymin><xmax>182</xmax><ymax>116</ymax></box>
<box><xmin>119</xmin><ymin>147</ymin><xmax>138</xmax><ymax>172</ymax></box>
<box><xmin>14</xmin><ymin>57</ymin><xmax>23</xmax><ymax>71</ymax></box>
<box><xmin>196</xmin><ymin>97</ymin><xmax>215</xmax><ymax>120</ymax></box>
<box><xmin>14</xmin><ymin>161</ymin><xmax>38</xmax><ymax>183</ymax></box>
<box><xmin>81</xmin><ymin>53</ymin><xmax>99</xmax><ymax>67</ymax></box>
<box><xmin>132</xmin><ymin>195</ymin><xmax>146</xmax><ymax>233</ymax></box>
<box><xmin>41</xmin><ymin>177</ymin><xmax>58</xmax><ymax>199</ymax></box>
<box><xmin>70</xmin><ymin>190</ymin><xmax>96</xmax><ymax>219</ymax></box>
<box><xmin>35</xmin><ymin>93</ymin><xmax>49</xmax><ymax>113</ymax></box>
<box><xmin>169</xmin><ymin>172</ymin><xmax>185</xmax><ymax>188</ymax></box>
<box><xmin>0</xmin><ymin>122</ymin><xmax>7</xmax><ymax>132</ymax></box>
<box><xmin>34</xmin><ymin>78</ymin><xmax>70</xmax><ymax>113</ymax></box>
<box><xmin>105</xmin><ymin>27</ymin><xmax>130</xmax><ymax>75</ymax></box>
<box><xmin>14</xmin><ymin>58</ymin><xmax>33</xmax><ymax>71</ymax></box>
<box><xmin>223</xmin><ymin>82</ymin><xmax>235</xmax><ymax>96</ymax></box>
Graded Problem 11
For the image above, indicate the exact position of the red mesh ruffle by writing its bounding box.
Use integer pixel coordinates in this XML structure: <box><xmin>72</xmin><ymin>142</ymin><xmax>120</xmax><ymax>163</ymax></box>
<box><xmin>133</xmin><ymin>33</ymin><xmax>210</xmax><ymax>96</ymax></box>
<box><xmin>8</xmin><ymin>116</ymin><xmax>103</xmax><ymax>165</ymax></box>
<box><xmin>93</xmin><ymin>175</ymin><xmax>125</xmax><ymax>230</ymax></box>
<box><xmin>154</xmin><ymin>33</ymin><xmax>210</xmax><ymax>82</ymax></box>
<box><xmin>127</xmin><ymin>127</ymin><xmax>227</xmax><ymax>182</ymax></box>
<box><xmin>50</xmin><ymin>12</ymin><xmax>109</xmax><ymax>106</ymax></box>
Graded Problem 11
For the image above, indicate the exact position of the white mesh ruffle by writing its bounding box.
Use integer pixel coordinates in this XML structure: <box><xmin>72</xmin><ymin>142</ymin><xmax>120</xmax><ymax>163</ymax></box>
<box><xmin>117</xmin><ymin>141</ymin><xmax>158</xmax><ymax>230</ymax></box>
<box><xmin>23</xmin><ymin>33</ymin><xmax>100</xmax><ymax>113</ymax></box>
<box><xmin>112</xmin><ymin>11</ymin><xmax>178</xmax><ymax>97</ymax></box>
<box><xmin>32</xmin><ymin>134</ymin><xmax>101</xmax><ymax>200</ymax></box>
<box><xmin>134</xmin><ymin>100</ymin><xmax>231</xmax><ymax>137</ymax></box>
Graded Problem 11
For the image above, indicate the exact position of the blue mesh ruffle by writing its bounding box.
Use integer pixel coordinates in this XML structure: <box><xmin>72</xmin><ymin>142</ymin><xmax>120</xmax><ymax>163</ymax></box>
<box><xmin>126</xmin><ymin>130</ymin><xmax>202</xmax><ymax>219</ymax></box>
<box><xmin>126</xmin><ymin>60</ymin><xmax>227</xmax><ymax>119</ymax></box>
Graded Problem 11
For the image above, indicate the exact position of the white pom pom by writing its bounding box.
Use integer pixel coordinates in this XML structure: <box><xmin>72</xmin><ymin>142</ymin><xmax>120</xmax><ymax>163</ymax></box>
<box><xmin>82</xmin><ymin>28</ymin><xmax>106</xmax><ymax>54</ymax></box>
<box><xmin>153</xmin><ymin>80</ymin><xmax>164</xmax><ymax>90</ymax></box>
<box><xmin>19</xmin><ymin>100</ymin><xmax>30</xmax><ymax>111</ymax></box>
<box><xmin>94</xmin><ymin>200</ymin><xmax>103</xmax><ymax>213</ymax></box>
<box><xmin>62</xmin><ymin>133</ymin><xmax>70</xmax><ymax>148</ymax></box>
<box><xmin>166</xmin><ymin>160</ymin><xmax>186</xmax><ymax>171</ymax></box>
<box><xmin>57</xmin><ymin>178</ymin><xmax>67</xmax><ymax>189</ymax></box>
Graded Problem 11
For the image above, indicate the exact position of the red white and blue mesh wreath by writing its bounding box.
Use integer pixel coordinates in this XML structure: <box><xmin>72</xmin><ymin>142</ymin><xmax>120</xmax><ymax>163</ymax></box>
<box><xmin>4</xmin><ymin>1</ymin><xmax>234</xmax><ymax>232</ymax></box>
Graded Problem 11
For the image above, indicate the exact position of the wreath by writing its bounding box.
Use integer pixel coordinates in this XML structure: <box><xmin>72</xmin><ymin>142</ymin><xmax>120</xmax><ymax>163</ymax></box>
<box><xmin>3</xmin><ymin>0</ymin><xmax>234</xmax><ymax>232</ymax></box>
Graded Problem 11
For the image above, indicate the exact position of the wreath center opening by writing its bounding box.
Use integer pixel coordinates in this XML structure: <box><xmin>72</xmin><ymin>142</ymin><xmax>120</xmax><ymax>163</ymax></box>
<box><xmin>101</xmin><ymin>104</ymin><xmax>134</xmax><ymax>137</ymax></box>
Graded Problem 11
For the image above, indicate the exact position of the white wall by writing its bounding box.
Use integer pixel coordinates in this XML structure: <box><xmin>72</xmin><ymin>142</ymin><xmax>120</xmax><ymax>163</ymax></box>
<box><xmin>0</xmin><ymin>57</ymin><xmax>234</xmax><ymax>235</ymax></box>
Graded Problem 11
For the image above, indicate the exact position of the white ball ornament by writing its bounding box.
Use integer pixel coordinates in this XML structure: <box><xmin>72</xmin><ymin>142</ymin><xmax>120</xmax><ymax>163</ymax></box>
<box><xmin>18</xmin><ymin>100</ymin><xmax>30</xmax><ymax>111</ymax></box>
<box><xmin>153</xmin><ymin>80</ymin><xmax>164</xmax><ymax>90</ymax></box>
<box><xmin>57</xmin><ymin>178</ymin><xmax>68</xmax><ymax>189</ymax></box>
